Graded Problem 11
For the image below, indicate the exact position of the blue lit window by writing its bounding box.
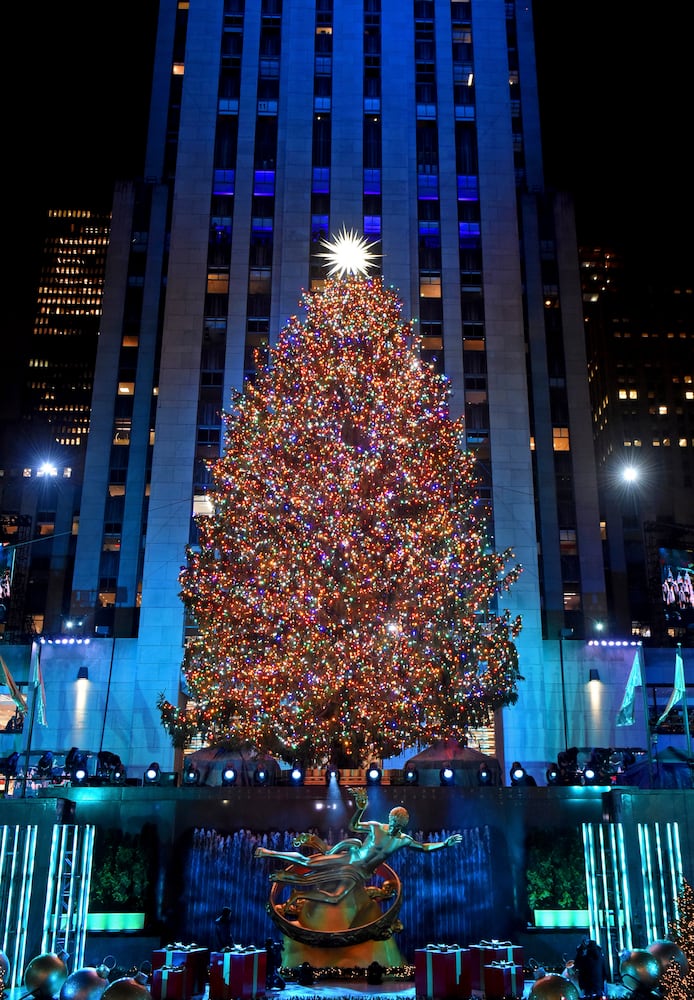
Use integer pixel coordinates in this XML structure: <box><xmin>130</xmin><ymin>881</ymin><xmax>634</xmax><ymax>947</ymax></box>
<box><xmin>363</xmin><ymin>216</ymin><xmax>381</xmax><ymax>235</ymax></box>
<box><xmin>417</xmin><ymin>174</ymin><xmax>439</xmax><ymax>199</ymax></box>
<box><xmin>312</xmin><ymin>167</ymin><xmax>330</xmax><ymax>194</ymax></box>
<box><xmin>213</xmin><ymin>170</ymin><xmax>235</xmax><ymax>197</ymax></box>
<box><xmin>457</xmin><ymin>174</ymin><xmax>478</xmax><ymax>201</ymax></box>
<box><xmin>363</xmin><ymin>169</ymin><xmax>381</xmax><ymax>195</ymax></box>
<box><xmin>253</xmin><ymin>170</ymin><xmax>275</xmax><ymax>196</ymax></box>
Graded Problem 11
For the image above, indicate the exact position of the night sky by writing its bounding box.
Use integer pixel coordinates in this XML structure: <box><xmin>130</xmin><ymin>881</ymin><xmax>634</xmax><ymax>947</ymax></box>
<box><xmin>7</xmin><ymin>0</ymin><xmax>691</xmax><ymax>339</ymax></box>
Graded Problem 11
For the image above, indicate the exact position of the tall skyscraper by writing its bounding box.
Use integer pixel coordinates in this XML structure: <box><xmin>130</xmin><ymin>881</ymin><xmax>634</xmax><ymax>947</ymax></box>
<box><xmin>0</xmin><ymin>208</ymin><xmax>109</xmax><ymax>637</ymax></box>
<box><xmin>4</xmin><ymin>0</ymin><xmax>613</xmax><ymax>775</ymax></box>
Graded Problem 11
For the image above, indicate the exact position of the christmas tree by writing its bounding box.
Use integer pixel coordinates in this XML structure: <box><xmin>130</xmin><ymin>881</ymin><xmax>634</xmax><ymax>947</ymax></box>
<box><xmin>658</xmin><ymin>876</ymin><xmax>694</xmax><ymax>999</ymax></box>
<box><xmin>170</xmin><ymin>248</ymin><xmax>523</xmax><ymax>765</ymax></box>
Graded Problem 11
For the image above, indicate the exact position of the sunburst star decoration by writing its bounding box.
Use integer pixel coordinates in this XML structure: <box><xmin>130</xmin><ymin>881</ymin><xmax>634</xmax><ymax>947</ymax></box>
<box><xmin>317</xmin><ymin>226</ymin><xmax>381</xmax><ymax>278</ymax></box>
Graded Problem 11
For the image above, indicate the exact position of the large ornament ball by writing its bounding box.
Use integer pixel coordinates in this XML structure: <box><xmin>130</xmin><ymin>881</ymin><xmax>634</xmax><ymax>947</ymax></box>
<box><xmin>648</xmin><ymin>939</ymin><xmax>689</xmax><ymax>976</ymax></box>
<box><xmin>0</xmin><ymin>949</ymin><xmax>10</xmax><ymax>978</ymax></box>
<box><xmin>60</xmin><ymin>968</ymin><xmax>110</xmax><ymax>1000</ymax></box>
<box><xmin>102</xmin><ymin>977</ymin><xmax>153</xmax><ymax>1000</ymax></box>
<box><xmin>620</xmin><ymin>949</ymin><xmax>661</xmax><ymax>992</ymax></box>
<box><xmin>530</xmin><ymin>974</ymin><xmax>580</xmax><ymax>1000</ymax></box>
<box><xmin>25</xmin><ymin>953</ymin><xmax>69</xmax><ymax>998</ymax></box>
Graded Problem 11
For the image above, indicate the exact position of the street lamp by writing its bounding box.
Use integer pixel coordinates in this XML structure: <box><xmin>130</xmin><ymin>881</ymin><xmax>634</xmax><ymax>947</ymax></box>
<box><xmin>558</xmin><ymin>628</ymin><xmax>573</xmax><ymax>751</ymax></box>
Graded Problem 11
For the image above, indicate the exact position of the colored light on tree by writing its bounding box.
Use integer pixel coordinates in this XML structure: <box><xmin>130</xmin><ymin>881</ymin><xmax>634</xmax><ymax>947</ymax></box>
<box><xmin>172</xmin><ymin>275</ymin><xmax>523</xmax><ymax>764</ymax></box>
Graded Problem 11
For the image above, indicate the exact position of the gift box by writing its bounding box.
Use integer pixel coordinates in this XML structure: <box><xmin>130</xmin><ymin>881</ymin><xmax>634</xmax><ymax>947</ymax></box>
<box><xmin>468</xmin><ymin>941</ymin><xmax>523</xmax><ymax>990</ymax></box>
<box><xmin>152</xmin><ymin>946</ymin><xmax>210</xmax><ymax>996</ymax></box>
<box><xmin>414</xmin><ymin>944</ymin><xmax>471</xmax><ymax>998</ymax></box>
<box><xmin>151</xmin><ymin>967</ymin><xmax>187</xmax><ymax>1000</ymax></box>
<box><xmin>483</xmin><ymin>961</ymin><xmax>523</xmax><ymax>998</ymax></box>
<box><xmin>209</xmin><ymin>947</ymin><xmax>266</xmax><ymax>1000</ymax></box>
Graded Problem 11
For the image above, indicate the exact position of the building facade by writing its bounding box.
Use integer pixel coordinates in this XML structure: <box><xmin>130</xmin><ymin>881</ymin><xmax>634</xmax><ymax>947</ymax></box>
<box><xmin>5</xmin><ymin>1</ymin><xmax>619</xmax><ymax>777</ymax></box>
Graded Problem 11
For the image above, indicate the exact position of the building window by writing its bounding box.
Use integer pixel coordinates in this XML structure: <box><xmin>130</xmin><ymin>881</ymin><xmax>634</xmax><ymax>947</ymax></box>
<box><xmin>553</xmin><ymin>427</ymin><xmax>570</xmax><ymax>451</ymax></box>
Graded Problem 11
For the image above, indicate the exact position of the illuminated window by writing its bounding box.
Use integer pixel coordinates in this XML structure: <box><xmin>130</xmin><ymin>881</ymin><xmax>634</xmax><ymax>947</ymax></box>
<box><xmin>659</xmin><ymin>406</ymin><xmax>668</xmax><ymax>415</ymax></box>
<box><xmin>173</xmin><ymin>63</ymin><xmax>185</xmax><ymax>76</ymax></box>
<box><xmin>679</xmin><ymin>439</ymin><xmax>688</xmax><ymax>447</ymax></box>
<box><xmin>118</xmin><ymin>382</ymin><xmax>134</xmax><ymax>395</ymax></box>
<box><xmin>419</xmin><ymin>275</ymin><xmax>442</xmax><ymax>298</ymax></box>
<box><xmin>553</xmin><ymin>427</ymin><xmax>570</xmax><ymax>451</ymax></box>
<box><xmin>629</xmin><ymin>389</ymin><xmax>638</xmax><ymax>399</ymax></box>
<box><xmin>207</xmin><ymin>272</ymin><xmax>230</xmax><ymax>294</ymax></box>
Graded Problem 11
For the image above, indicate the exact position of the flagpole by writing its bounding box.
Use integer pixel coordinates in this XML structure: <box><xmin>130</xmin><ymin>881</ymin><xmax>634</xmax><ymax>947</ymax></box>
<box><xmin>637</xmin><ymin>644</ymin><xmax>655</xmax><ymax>787</ymax></box>
<box><xmin>20</xmin><ymin>640</ymin><xmax>40</xmax><ymax>798</ymax></box>
<box><xmin>680</xmin><ymin>644</ymin><xmax>692</xmax><ymax>759</ymax></box>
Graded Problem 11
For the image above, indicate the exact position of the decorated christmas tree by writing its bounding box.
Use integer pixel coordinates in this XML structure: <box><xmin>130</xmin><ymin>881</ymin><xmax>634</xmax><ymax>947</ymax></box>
<box><xmin>166</xmin><ymin>235</ymin><xmax>523</xmax><ymax>764</ymax></box>
<box><xmin>658</xmin><ymin>876</ymin><xmax>694</xmax><ymax>999</ymax></box>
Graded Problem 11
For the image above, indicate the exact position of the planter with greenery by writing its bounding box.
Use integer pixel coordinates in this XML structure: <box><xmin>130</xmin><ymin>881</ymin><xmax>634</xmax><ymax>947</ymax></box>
<box><xmin>525</xmin><ymin>827</ymin><xmax>589</xmax><ymax>927</ymax></box>
<box><xmin>88</xmin><ymin>828</ymin><xmax>155</xmax><ymax>931</ymax></box>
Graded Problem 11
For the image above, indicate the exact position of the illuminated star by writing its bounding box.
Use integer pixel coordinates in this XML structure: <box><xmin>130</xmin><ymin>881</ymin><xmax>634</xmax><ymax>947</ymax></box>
<box><xmin>317</xmin><ymin>226</ymin><xmax>381</xmax><ymax>278</ymax></box>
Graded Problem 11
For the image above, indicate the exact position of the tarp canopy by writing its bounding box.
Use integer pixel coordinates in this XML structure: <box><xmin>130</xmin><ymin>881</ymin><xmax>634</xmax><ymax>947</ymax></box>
<box><xmin>404</xmin><ymin>739</ymin><xmax>502</xmax><ymax>787</ymax></box>
<box><xmin>186</xmin><ymin>744</ymin><xmax>281</xmax><ymax>786</ymax></box>
<box><xmin>618</xmin><ymin>745</ymin><xmax>694</xmax><ymax>789</ymax></box>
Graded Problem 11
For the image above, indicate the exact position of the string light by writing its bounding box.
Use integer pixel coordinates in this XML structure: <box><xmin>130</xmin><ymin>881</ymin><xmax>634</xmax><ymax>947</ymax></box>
<box><xmin>174</xmin><ymin>274</ymin><xmax>523</xmax><ymax>764</ymax></box>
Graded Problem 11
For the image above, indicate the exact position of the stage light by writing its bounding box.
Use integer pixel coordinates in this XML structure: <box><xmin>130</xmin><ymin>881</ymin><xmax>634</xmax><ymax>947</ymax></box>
<box><xmin>110</xmin><ymin>764</ymin><xmax>127</xmax><ymax>785</ymax></box>
<box><xmin>77</xmin><ymin>666</ymin><xmax>89</xmax><ymax>681</ymax></box>
<box><xmin>36</xmin><ymin>751</ymin><xmax>55</xmax><ymax>780</ymax></box>
<box><xmin>289</xmin><ymin>764</ymin><xmax>304</xmax><ymax>786</ymax></box>
<box><xmin>97</xmin><ymin>750</ymin><xmax>123</xmax><ymax>782</ymax></box>
<box><xmin>70</xmin><ymin>754</ymin><xmax>89</xmax><ymax>786</ymax></box>
<box><xmin>65</xmin><ymin>747</ymin><xmax>89</xmax><ymax>786</ymax></box>
<box><xmin>583</xmin><ymin>765</ymin><xmax>598</xmax><ymax>785</ymax></box>
<box><xmin>546</xmin><ymin>764</ymin><xmax>560</xmax><ymax>785</ymax></box>
<box><xmin>588</xmin><ymin>668</ymin><xmax>601</xmax><ymax>683</ymax></box>
<box><xmin>510</xmin><ymin>762</ymin><xmax>537</xmax><ymax>786</ymax></box>
<box><xmin>365</xmin><ymin>762</ymin><xmax>382</xmax><ymax>786</ymax></box>
<box><xmin>221</xmin><ymin>766</ymin><xmax>237</xmax><ymax>787</ymax></box>
<box><xmin>254</xmin><ymin>766</ymin><xmax>269</xmax><ymax>786</ymax></box>
<box><xmin>183</xmin><ymin>764</ymin><xmax>201</xmax><ymax>786</ymax></box>
<box><xmin>439</xmin><ymin>766</ymin><xmax>455</xmax><ymax>786</ymax></box>
<box><xmin>144</xmin><ymin>762</ymin><xmax>161</xmax><ymax>785</ymax></box>
<box><xmin>325</xmin><ymin>764</ymin><xmax>340</xmax><ymax>784</ymax></box>
<box><xmin>0</xmin><ymin>750</ymin><xmax>19</xmax><ymax>778</ymax></box>
<box><xmin>477</xmin><ymin>763</ymin><xmax>492</xmax><ymax>786</ymax></box>
<box><xmin>404</xmin><ymin>766</ymin><xmax>419</xmax><ymax>786</ymax></box>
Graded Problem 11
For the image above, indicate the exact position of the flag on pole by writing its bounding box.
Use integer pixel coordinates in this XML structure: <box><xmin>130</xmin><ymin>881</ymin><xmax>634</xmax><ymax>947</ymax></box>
<box><xmin>656</xmin><ymin>646</ymin><xmax>686</xmax><ymax>727</ymax></box>
<box><xmin>616</xmin><ymin>648</ymin><xmax>643</xmax><ymax>726</ymax></box>
<box><xmin>30</xmin><ymin>642</ymin><xmax>47</xmax><ymax>727</ymax></box>
<box><xmin>0</xmin><ymin>654</ymin><xmax>27</xmax><ymax>713</ymax></box>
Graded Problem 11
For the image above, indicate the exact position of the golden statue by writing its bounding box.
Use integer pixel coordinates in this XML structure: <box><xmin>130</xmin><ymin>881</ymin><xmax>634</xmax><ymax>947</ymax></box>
<box><xmin>255</xmin><ymin>787</ymin><xmax>462</xmax><ymax>969</ymax></box>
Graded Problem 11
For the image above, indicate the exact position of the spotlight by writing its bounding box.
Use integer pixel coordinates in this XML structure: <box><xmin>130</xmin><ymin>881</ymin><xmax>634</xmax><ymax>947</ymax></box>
<box><xmin>510</xmin><ymin>762</ymin><xmax>537</xmax><ymax>786</ymax></box>
<box><xmin>77</xmin><ymin>665</ymin><xmax>89</xmax><ymax>681</ymax></box>
<box><xmin>183</xmin><ymin>764</ymin><xmax>201</xmax><ymax>786</ymax></box>
<box><xmin>254</xmin><ymin>766</ymin><xmax>269</xmax><ymax>786</ymax></box>
<box><xmin>477</xmin><ymin>763</ymin><xmax>492</xmax><ymax>786</ymax></box>
<box><xmin>289</xmin><ymin>764</ymin><xmax>304</xmax><ymax>786</ymax></box>
<box><xmin>583</xmin><ymin>765</ymin><xmax>598</xmax><ymax>785</ymax></box>
<box><xmin>325</xmin><ymin>764</ymin><xmax>340</xmax><ymax>784</ymax></box>
<box><xmin>588</xmin><ymin>668</ymin><xmax>601</xmax><ymax>683</ymax></box>
<box><xmin>66</xmin><ymin>747</ymin><xmax>89</xmax><ymax>786</ymax></box>
<box><xmin>365</xmin><ymin>762</ymin><xmax>382</xmax><ymax>786</ymax></box>
<box><xmin>439</xmin><ymin>766</ymin><xmax>455</xmax><ymax>786</ymax></box>
<box><xmin>144</xmin><ymin>762</ymin><xmax>161</xmax><ymax>785</ymax></box>
<box><xmin>0</xmin><ymin>750</ymin><xmax>20</xmax><ymax>778</ymax></box>
<box><xmin>97</xmin><ymin>750</ymin><xmax>123</xmax><ymax>782</ymax></box>
<box><xmin>36</xmin><ymin>751</ymin><xmax>55</xmax><ymax>780</ymax></box>
<box><xmin>110</xmin><ymin>764</ymin><xmax>127</xmax><ymax>785</ymax></box>
<box><xmin>546</xmin><ymin>763</ymin><xmax>560</xmax><ymax>786</ymax></box>
<box><xmin>221</xmin><ymin>766</ymin><xmax>237</xmax><ymax>787</ymax></box>
<box><xmin>404</xmin><ymin>766</ymin><xmax>419</xmax><ymax>786</ymax></box>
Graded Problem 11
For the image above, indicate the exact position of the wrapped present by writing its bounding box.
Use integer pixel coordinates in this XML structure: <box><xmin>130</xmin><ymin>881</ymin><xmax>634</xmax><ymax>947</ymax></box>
<box><xmin>151</xmin><ymin>967</ymin><xmax>187</xmax><ymax>1000</ymax></box>
<box><xmin>483</xmin><ymin>961</ymin><xmax>523</xmax><ymax>998</ymax></box>
<box><xmin>414</xmin><ymin>944</ymin><xmax>471</xmax><ymax>998</ymax></box>
<box><xmin>469</xmin><ymin>941</ymin><xmax>524</xmax><ymax>990</ymax></box>
<box><xmin>152</xmin><ymin>945</ymin><xmax>210</xmax><ymax>996</ymax></box>
<box><xmin>209</xmin><ymin>947</ymin><xmax>266</xmax><ymax>1000</ymax></box>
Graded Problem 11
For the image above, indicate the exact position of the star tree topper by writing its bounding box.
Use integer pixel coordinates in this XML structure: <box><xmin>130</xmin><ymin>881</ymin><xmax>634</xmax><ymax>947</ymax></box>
<box><xmin>317</xmin><ymin>226</ymin><xmax>381</xmax><ymax>277</ymax></box>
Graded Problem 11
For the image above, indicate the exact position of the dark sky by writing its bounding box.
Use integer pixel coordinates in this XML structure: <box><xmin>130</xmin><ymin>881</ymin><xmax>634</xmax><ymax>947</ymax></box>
<box><xmin>7</xmin><ymin>0</ymin><xmax>691</xmax><ymax>336</ymax></box>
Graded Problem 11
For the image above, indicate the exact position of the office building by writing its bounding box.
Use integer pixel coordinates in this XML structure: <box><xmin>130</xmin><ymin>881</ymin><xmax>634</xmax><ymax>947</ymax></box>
<box><xmin>6</xmin><ymin>1</ymin><xmax>622</xmax><ymax>775</ymax></box>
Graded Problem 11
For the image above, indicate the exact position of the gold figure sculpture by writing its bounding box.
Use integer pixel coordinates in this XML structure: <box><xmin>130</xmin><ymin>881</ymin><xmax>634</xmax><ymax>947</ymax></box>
<box><xmin>255</xmin><ymin>787</ymin><xmax>462</xmax><ymax>967</ymax></box>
